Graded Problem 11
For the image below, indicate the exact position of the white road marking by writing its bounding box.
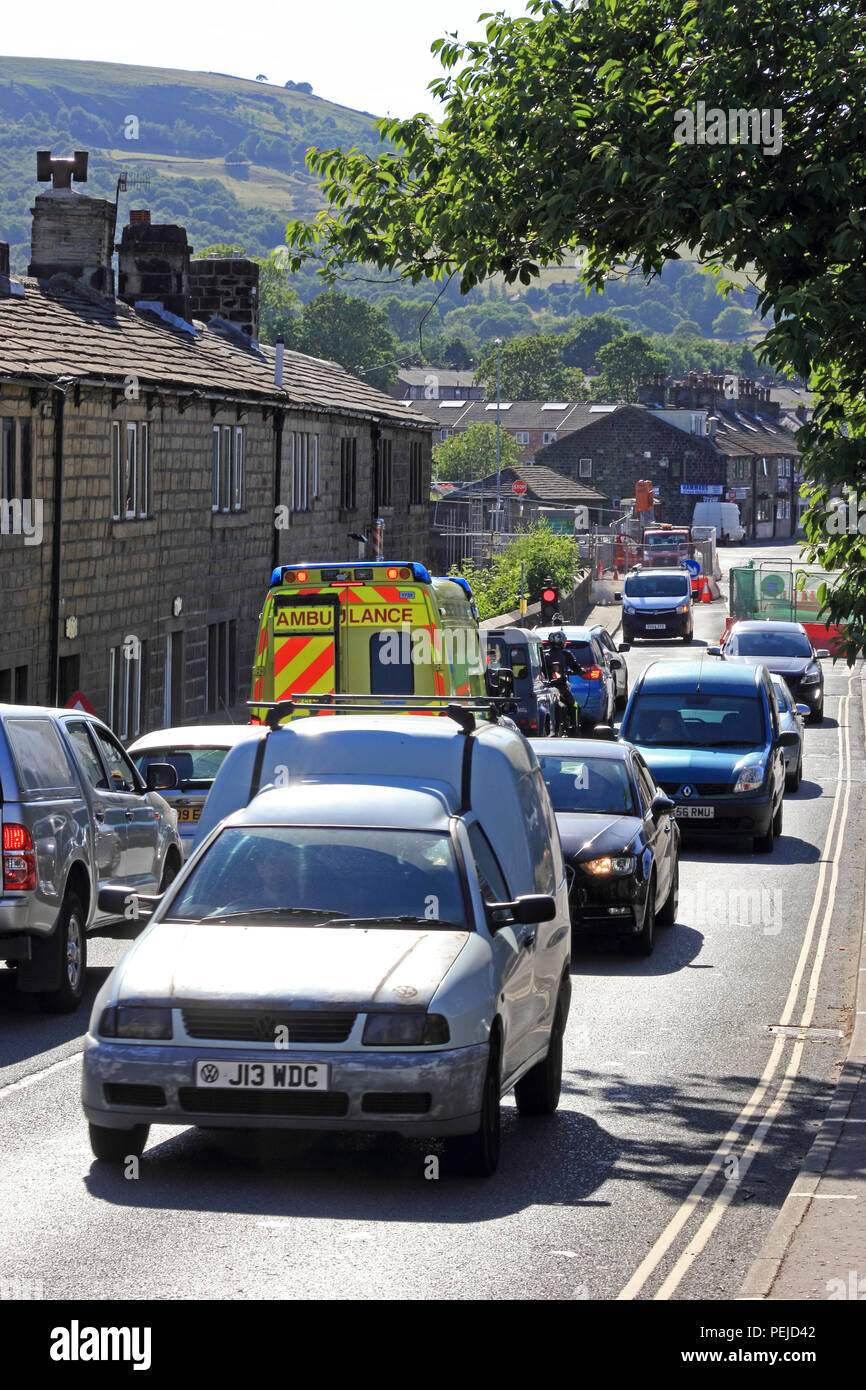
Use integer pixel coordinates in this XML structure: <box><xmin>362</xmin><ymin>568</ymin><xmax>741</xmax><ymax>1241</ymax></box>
<box><xmin>0</xmin><ymin>1051</ymin><xmax>82</xmax><ymax>1099</ymax></box>
<box><xmin>617</xmin><ymin>678</ymin><xmax>856</xmax><ymax>1301</ymax></box>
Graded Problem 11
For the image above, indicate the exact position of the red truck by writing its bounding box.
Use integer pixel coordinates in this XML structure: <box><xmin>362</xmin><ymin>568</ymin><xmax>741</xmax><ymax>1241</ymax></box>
<box><xmin>642</xmin><ymin>525</ymin><xmax>691</xmax><ymax>568</ymax></box>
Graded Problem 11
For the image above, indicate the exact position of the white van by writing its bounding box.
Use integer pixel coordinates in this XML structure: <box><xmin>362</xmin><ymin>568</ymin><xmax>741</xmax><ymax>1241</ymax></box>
<box><xmin>691</xmin><ymin>500</ymin><xmax>745</xmax><ymax>544</ymax></box>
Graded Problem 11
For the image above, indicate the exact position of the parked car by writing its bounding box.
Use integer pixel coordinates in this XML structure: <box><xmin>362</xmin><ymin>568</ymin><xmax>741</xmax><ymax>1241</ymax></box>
<box><xmin>128</xmin><ymin>725</ymin><xmax>265</xmax><ymax>857</ymax></box>
<box><xmin>532</xmin><ymin>739</ymin><xmax>679</xmax><ymax>956</ymax></box>
<box><xmin>618</xmin><ymin>660</ymin><xmax>797</xmax><ymax>853</ymax></box>
<box><xmin>770</xmin><ymin>674</ymin><xmax>810</xmax><ymax>792</ymax></box>
<box><xmin>484</xmin><ymin>627</ymin><xmax>561</xmax><ymax>736</ymax></box>
<box><xmin>710</xmin><ymin>620</ymin><xmax>829</xmax><ymax>723</ymax></box>
<box><xmin>534</xmin><ymin>625</ymin><xmax>618</xmax><ymax>730</ymax></box>
<box><xmin>0</xmin><ymin>706</ymin><xmax>182</xmax><ymax>1012</ymax></box>
<box><xmin>589</xmin><ymin>624</ymin><xmax>631</xmax><ymax>709</ymax></box>
<box><xmin>619</xmin><ymin>567</ymin><xmax>694</xmax><ymax>645</ymax></box>
<box><xmin>83</xmin><ymin>713</ymin><xmax>572</xmax><ymax>1177</ymax></box>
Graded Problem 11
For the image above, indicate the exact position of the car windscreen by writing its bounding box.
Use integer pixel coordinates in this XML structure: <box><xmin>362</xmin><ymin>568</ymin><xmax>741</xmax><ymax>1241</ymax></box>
<box><xmin>623</xmin><ymin>574</ymin><xmax>690</xmax><ymax>598</ymax></box>
<box><xmin>728</xmin><ymin>631</ymin><xmax>812</xmax><ymax>658</ymax></box>
<box><xmin>132</xmin><ymin>746</ymin><xmax>230</xmax><ymax>790</ymax></box>
<box><xmin>536</xmin><ymin>754</ymin><xmax>638</xmax><ymax>815</ymax></box>
<box><xmin>164</xmin><ymin>825</ymin><xmax>467</xmax><ymax>928</ymax></box>
<box><xmin>625</xmin><ymin>692</ymin><xmax>766</xmax><ymax>746</ymax></box>
<box><xmin>644</xmin><ymin>533</ymin><xmax>687</xmax><ymax>547</ymax></box>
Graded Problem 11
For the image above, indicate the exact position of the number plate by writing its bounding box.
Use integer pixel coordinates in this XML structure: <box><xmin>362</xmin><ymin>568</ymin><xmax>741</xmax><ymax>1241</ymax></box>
<box><xmin>646</xmin><ymin>623</ymin><xmax>666</xmax><ymax>630</ymax></box>
<box><xmin>176</xmin><ymin>806</ymin><xmax>201</xmax><ymax>823</ymax></box>
<box><xmin>195</xmin><ymin>1060</ymin><xmax>330</xmax><ymax>1091</ymax></box>
<box><xmin>672</xmin><ymin>805</ymin><xmax>715</xmax><ymax>819</ymax></box>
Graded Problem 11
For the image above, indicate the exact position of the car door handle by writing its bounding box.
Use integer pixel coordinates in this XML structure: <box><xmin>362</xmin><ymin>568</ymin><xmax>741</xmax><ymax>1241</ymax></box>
<box><xmin>93</xmin><ymin>809</ymin><xmax>105</xmax><ymax>824</ymax></box>
<box><xmin>125</xmin><ymin>809</ymin><xmax>134</xmax><ymax>821</ymax></box>
<box><xmin>663</xmin><ymin>823</ymin><xmax>671</xmax><ymax>833</ymax></box>
<box><xmin>522</xmin><ymin>929</ymin><xmax>537</xmax><ymax>952</ymax></box>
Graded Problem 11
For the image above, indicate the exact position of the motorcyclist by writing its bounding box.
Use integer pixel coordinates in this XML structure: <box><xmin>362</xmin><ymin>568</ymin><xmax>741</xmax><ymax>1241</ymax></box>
<box><xmin>543</xmin><ymin>629</ymin><xmax>583</xmax><ymax>735</ymax></box>
<box><xmin>548</xmin><ymin>661</ymin><xmax>579</xmax><ymax>736</ymax></box>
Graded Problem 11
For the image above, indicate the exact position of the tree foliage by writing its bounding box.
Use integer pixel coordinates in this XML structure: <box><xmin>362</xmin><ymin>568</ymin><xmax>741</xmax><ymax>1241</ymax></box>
<box><xmin>475</xmin><ymin>334</ymin><xmax>586</xmax><ymax>399</ymax></box>
<box><xmin>451</xmin><ymin>522</ymin><xmax>581</xmax><ymax>621</ymax></box>
<box><xmin>286</xmin><ymin>0</ymin><xmax>866</xmax><ymax>657</ymax></box>
<box><xmin>591</xmin><ymin>333</ymin><xmax>671</xmax><ymax>402</ymax></box>
<box><xmin>293</xmin><ymin>291</ymin><xmax>399</xmax><ymax>389</ymax></box>
<box><xmin>433</xmin><ymin>422</ymin><xmax>521</xmax><ymax>481</ymax></box>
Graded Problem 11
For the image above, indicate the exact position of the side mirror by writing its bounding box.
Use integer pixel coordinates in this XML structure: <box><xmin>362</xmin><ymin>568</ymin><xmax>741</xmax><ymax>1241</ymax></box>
<box><xmin>145</xmin><ymin>762</ymin><xmax>179</xmax><ymax>791</ymax></box>
<box><xmin>592</xmin><ymin>724</ymin><xmax>616</xmax><ymax>740</ymax></box>
<box><xmin>650</xmin><ymin>792</ymin><xmax>676</xmax><ymax>819</ymax></box>
<box><xmin>97</xmin><ymin>886</ymin><xmax>162</xmax><ymax>920</ymax></box>
<box><xmin>795</xmin><ymin>704</ymin><xmax>811</xmax><ymax>717</ymax></box>
<box><xmin>617</xmin><ymin>643</ymin><xmax>631</xmax><ymax>653</ymax></box>
<box><xmin>706</xmin><ymin>646</ymin><xmax>722</xmax><ymax>657</ymax></box>
<box><xmin>776</xmin><ymin>730</ymin><xmax>799</xmax><ymax>749</ymax></box>
<box><xmin>613</xmin><ymin>592</ymin><xmax>622</xmax><ymax>602</ymax></box>
<box><xmin>497</xmin><ymin>668</ymin><xmax>515</xmax><ymax>697</ymax></box>
<box><xmin>608</xmin><ymin>657</ymin><xmax>623</xmax><ymax>671</ymax></box>
<box><xmin>487</xmin><ymin>894</ymin><xmax>557</xmax><ymax>928</ymax></box>
<box><xmin>814</xmin><ymin>649</ymin><xmax>830</xmax><ymax>659</ymax></box>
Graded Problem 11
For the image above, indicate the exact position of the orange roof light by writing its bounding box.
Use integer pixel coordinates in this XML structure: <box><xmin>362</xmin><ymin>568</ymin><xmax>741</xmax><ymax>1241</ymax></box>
<box><xmin>295</xmin><ymin>570</ymin><xmax>308</xmax><ymax>583</ymax></box>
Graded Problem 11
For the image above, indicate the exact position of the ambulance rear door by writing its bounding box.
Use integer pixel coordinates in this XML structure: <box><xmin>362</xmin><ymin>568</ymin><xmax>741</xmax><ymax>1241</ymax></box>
<box><xmin>271</xmin><ymin>592</ymin><xmax>340</xmax><ymax>709</ymax></box>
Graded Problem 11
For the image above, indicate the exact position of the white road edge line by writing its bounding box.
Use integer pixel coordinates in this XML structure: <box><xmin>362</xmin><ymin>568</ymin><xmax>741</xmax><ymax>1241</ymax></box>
<box><xmin>0</xmin><ymin>1050</ymin><xmax>82</xmax><ymax>1099</ymax></box>
<box><xmin>616</xmin><ymin>679</ymin><xmax>854</xmax><ymax>1301</ymax></box>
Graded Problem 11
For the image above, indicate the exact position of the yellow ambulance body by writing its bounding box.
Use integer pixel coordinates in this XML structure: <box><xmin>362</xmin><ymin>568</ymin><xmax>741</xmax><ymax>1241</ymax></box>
<box><xmin>250</xmin><ymin>561</ymin><xmax>485</xmax><ymax>722</ymax></box>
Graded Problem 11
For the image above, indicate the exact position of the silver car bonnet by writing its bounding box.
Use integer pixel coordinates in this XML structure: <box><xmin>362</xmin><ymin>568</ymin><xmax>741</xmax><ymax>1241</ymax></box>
<box><xmin>113</xmin><ymin>922</ymin><xmax>471</xmax><ymax>1010</ymax></box>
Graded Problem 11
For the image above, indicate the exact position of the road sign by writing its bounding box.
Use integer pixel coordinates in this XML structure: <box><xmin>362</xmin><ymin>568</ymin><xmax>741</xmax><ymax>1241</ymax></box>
<box><xmin>683</xmin><ymin>557</ymin><xmax>702</xmax><ymax>577</ymax></box>
<box><xmin>64</xmin><ymin>691</ymin><xmax>96</xmax><ymax>715</ymax></box>
<box><xmin>512</xmin><ymin>479</ymin><xmax>528</xmax><ymax>496</ymax></box>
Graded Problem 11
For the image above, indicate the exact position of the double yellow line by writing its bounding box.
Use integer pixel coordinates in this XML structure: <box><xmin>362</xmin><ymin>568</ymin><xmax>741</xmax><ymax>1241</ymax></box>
<box><xmin>617</xmin><ymin>674</ymin><xmax>857</xmax><ymax>1300</ymax></box>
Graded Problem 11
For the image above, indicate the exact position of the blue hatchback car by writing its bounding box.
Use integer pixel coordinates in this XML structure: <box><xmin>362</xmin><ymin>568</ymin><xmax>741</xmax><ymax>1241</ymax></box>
<box><xmin>535</xmin><ymin>626</ymin><xmax>618</xmax><ymax>730</ymax></box>
<box><xmin>618</xmin><ymin>658</ymin><xmax>798</xmax><ymax>853</ymax></box>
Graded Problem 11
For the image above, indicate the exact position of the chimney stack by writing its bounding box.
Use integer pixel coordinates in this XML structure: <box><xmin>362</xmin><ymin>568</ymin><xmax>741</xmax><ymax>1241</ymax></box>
<box><xmin>29</xmin><ymin>151</ymin><xmax>117</xmax><ymax>294</ymax></box>
<box><xmin>189</xmin><ymin>252</ymin><xmax>259</xmax><ymax>339</ymax></box>
<box><xmin>116</xmin><ymin>211</ymin><xmax>193</xmax><ymax>321</ymax></box>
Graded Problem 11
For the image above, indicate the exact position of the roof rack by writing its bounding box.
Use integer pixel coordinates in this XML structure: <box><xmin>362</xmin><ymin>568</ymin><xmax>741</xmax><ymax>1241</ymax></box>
<box><xmin>247</xmin><ymin>695</ymin><xmax>512</xmax><ymax>732</ymax></box>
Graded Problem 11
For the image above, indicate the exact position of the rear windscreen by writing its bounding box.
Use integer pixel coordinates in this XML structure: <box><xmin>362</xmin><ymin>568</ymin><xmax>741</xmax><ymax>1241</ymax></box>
<box><xmin>132</xmin><ymin>747</ymin><xmax>230</xmax><ymax>789</ymax></box>
<box><xmin>4</xmin><ymin>718</ymin><xmax>79</xmax><ymax>797</ymax></box>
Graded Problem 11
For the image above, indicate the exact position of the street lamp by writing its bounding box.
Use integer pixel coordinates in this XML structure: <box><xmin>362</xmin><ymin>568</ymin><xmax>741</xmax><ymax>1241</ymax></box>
<box><xmin>494</xmin><ymin>337</ymin><xmax>502</xmax><ymax>536</ymax></box>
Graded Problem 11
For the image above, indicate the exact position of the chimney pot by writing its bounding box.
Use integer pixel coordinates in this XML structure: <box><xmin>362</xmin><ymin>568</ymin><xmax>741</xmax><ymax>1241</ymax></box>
<box><xmin>129</xmin><ymin>209</ymin><xmax>151</xmax><ymax>225</ymax></box>
<box><xmin>29</xmin><ymin>151</ymin><xmax>116</xmax><ymax>293</ymax></box>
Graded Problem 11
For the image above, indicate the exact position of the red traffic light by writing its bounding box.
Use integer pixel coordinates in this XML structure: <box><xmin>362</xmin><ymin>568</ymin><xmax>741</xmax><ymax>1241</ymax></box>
<box><xmin>542</xmin><ymin>589</ymin><xmax>557</xmax><ymax>603</ymax></box>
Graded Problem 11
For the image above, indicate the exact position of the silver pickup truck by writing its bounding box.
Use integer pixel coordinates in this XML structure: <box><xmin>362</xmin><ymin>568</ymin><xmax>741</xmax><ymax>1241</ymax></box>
<box><xmin>0</xmin><ymin>705</ymin><xmax>183</xmax><ymax>1012</ymax></box>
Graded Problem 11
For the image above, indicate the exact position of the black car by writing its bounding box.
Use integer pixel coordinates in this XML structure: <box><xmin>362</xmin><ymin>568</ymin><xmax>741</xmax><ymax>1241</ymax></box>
<box><xmin>486</xmin><ymin>627</ymin><xmax>561</xmax><ymax>736</ymax></box>
<box><xmin>531</xmin><ymin>739</ymin><xmax>679</xmax><ymax>956</ymax></box>
<box><xmin>711</xmin><ymin>620</ymin><xmax>830</xmax><ymax>723</ymax></box>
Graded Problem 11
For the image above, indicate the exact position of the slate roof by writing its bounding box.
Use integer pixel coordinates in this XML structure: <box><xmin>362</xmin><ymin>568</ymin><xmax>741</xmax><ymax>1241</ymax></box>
<box><xmin>398</xmin><ymin>369</ymin><xmax>478</xmax><ymax>388</ymax></box>
<box><xmin>411</xmin><ymin>399</ymin><xmax>605</xmax><ymax>431</ymax></box>
<box><xmin>711</xmin><ymin>408</ymin><xmax>800</xmax><ymax>458</ymax></box>
<box><xmin>451</xmin><ymin>464</ymin><xmax>607</xmax><ymax>504</ymax></box>
<box><xmin>0</xmin><ymin>275</ymin><xmax>430</xmax><ymax>428</ymax></box>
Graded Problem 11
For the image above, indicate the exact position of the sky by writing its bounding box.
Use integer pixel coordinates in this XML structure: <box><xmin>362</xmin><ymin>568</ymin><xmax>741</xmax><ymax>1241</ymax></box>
<box><xmin>1</xmin><ymin>0</ymin><xmax>533</xmax><ymax>118</ymax></box>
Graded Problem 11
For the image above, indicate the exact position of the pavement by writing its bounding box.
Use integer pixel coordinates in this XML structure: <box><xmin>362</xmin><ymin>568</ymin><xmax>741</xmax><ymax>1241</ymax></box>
<box><xmin>738</xmin><ymin>674</ymin><xmax>866</xmax><ymax>1301</ymax></box>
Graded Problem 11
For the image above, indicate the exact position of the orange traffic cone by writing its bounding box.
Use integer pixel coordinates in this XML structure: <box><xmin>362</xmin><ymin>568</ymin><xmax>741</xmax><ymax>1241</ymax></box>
<box><xmin>700</xmin><ymin>575</ymin><xmax>712</xmax><ymax>603</ymax></box>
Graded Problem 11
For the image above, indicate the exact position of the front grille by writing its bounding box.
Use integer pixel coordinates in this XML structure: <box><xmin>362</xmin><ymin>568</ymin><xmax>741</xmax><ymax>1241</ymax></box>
<box><xmin>181</xmin><ymin>1008</ymin><xmax>356</xmax><ymax>1044</ymax></box>
<box><xmin>178</xmin><ymin>1088</ymin><xmax>349</xmax><ymax>1116</ymax></box>
<box><xmin>361</xmin><ymin>1092</ymin><xmax>432</xmax><ymax>1115</ymax></box>
<box><xmin>104</xmin><ymin>1083</ymin><xmax>166</xmax><ymax>1108</ymax></box>
<box><xmin>660</xmin><ymin>782</ymin><xmax>731</xmax><ymax>797</ymax></box>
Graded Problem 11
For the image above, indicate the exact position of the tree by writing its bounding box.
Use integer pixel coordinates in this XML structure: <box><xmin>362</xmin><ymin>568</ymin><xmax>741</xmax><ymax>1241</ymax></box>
<box><xmin>254</xmin><ymin>254</ymin><xmax>301</xmax><ymax>345</ymax></box>
<box><xmin>711</xmin><ymin>305</ymin><xmax>754</xmax><ymax>338</ymax></box>
<box><xmin>475</xmin><ymin>335</ymin><xmax>586</xmax><ymax>399</ymax></box>
<box><xmin>294</xmin><ymin>291</ymin><xmax>399</xmax><ymax>390</ymax></box>
<box><xmin>433</xmin><ymin>422</ymin><xmax>521</xmax><ymax>482</ymax></box>
<box><xmin>560</xmin><ymin>313</ymin><xmax>626</xmax><ymax>369</ymax></box>
<box><xmin>592</xmin><ymin>333</ymin><xmax>670</xmax><ymax>402</ymax></box>
<box><xmin>284</xmin><ymin>0</ymin><xmax>866</xmax><ymax>657</ymax></box>
<box><xmin>425</xmin><ymin>335</ymin><xmax>476</xmax><ymax>369</ymax></box>
<box><xmin>451</xmin><ymin>521</ymin><xmax>580</xmax><ymax>620</ymax></box>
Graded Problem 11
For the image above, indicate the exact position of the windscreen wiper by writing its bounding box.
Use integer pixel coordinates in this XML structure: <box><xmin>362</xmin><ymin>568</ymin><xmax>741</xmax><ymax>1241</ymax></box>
<box><xmin>319</xmin><ymin>915</ymin><xmax>464</xmax><ymax>929</ymax></box>
<box><xmin>198</xmin><ymin>907</ymin><xmax>349</xmax><ymax>922</ymax></box>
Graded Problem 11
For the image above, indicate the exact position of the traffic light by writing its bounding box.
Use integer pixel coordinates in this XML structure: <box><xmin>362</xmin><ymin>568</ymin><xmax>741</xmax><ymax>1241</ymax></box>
<box><xmin>636</xmin><ymin>479</ymin><xmax>654</xmax><ymax>512</ymax></box>
<box><xmin>539</xmin><ymin>579</ymin><xmax>560</xmax><ymax>625</ymax></box>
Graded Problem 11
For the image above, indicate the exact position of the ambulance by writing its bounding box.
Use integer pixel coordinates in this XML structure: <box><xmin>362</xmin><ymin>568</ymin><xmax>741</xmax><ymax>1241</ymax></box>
<box><xmin>250</xmin><ymin>561</ymin><xmax>486</xmax><ymax>722</ymax></box>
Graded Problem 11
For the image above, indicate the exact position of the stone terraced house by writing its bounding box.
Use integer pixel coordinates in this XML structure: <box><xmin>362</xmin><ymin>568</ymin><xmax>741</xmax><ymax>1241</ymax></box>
<box><xmin>0</xmin><ymin>154</ymin><xmax>432</xmax><ymax>736</ymax></box>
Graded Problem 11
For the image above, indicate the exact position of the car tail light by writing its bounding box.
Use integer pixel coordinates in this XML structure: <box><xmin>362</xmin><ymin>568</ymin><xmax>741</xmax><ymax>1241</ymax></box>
<box><xmin>580</xmin><ymin>667</ymin><xmax>603</xmax><ymax>680</ymax></box>
<box><xmin>3</xmin><ymin>823</ymin><xmax>36</xmax><ymax>891</ymax></box>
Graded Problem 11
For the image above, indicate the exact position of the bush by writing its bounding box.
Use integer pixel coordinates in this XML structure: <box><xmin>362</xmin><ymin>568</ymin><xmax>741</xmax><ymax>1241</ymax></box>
<box><xmin>450</xmin><ymin>522</ymin><xmax>581</xmax><ymax>621</ymax></box>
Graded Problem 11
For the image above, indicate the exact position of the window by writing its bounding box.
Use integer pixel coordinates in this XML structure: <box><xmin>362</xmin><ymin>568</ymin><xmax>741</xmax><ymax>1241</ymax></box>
<box><xmin>578</xmin><ymin>457</ymin><xmax>592</xmax><ymax>478</ymax></box>
<box><xmin>439</xmin><ymin>428</ymin><xmax>453</xmax><ymax>443</ymax></box>
<box><xmin>0</xmin><ymin>664</ymin><xmax>28</xmax><ymax>703</ymax></box>
<box><xmin>111</xmin><ymin>421</ymin><xmax>149</xmax><ymax>520</ymax></box>
<box><xmin>370</xmin><ymin>632</ymin><xmax>414</xmax><ymax>695</ymax></box>
<box><xmin>212</xmin><ymin>424</ymin><xmax>244</xmax><ymax>513</ymax></box>
<box><xmin>543</xmin><ymin>431</ymin><xmax>558</xmax><ymax>445</ymax></box>
<box><xmin>290</xmin><ymin>432</ymin><xmax>319</xmax><ymax>513</ymax></box>
<box><xmin>65</xmin><ymin>720</ymin><xmax>110</xmax><ymax>791</ymax></box>
<box><xmin>4</xmin><ymin>718</ymin><xmax>78</xmax><ymax>795</ymax></box>
<box><xmin>778</xmin><ymin>457</ymin><xmax>790</xmax><ymax>477</ymax></box>
<box><xmin>776</xmin><ymin>497</ymin><xmax>790</xmax><ymax>520</ymax></box>
<box><xmin>109</xmin><ymin>639</ymin><xmax>144</xmax><ymax>741</ymax></box>
<box><xmin>340</xmin><ymin>437</ymin><xmax>357</xmax><ymax>511</ymax></box>
<box><xmin>91</xmin><ymin>726</ymin><xmax>139</xmax><ymax>792</ymax></box>
<box><xmin>164</xmin><ymin>631</ymin><xmax>184</xmax><ymax>727</ymax></box>
<box><xmin>207</xmin><ymin>620</ymin><xmax>237</xmax><ymax>714</ymax></box>
<box><xmin>515</xmin><ymin>431</ymin><xmax>530</xmax><ymax>446</ymax></box>
<box><xmin>1</xmin><ymin>419</ymin><xmax>32</xmax><ymax>501</ymax></box>
<box><xmin>378</xmin><ymin>437</ymin><xmax>393</xmax><ymax>507</ymax></box>
<box><xmin>409</xmin><ymin>441</ymin><xmax>425</xmax><ymax>504</ymax></box>
<box><xmin>757</xmin><ymin>497</ymin><xmax>773</xmax><ymax>522</ymax></box>
<box><xmin>468</xmin><ymin>823</ymin><xmax>510</xmax><ymax>902</ymax></box>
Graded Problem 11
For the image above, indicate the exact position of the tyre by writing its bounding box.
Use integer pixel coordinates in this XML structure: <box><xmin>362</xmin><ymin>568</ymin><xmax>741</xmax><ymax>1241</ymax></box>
<box><xmin>786</xmin><ymin>752</ymin><xmax>802</xmax><ymax>793</ymax></box>
<box><xmin>657</xmin><ymin>856</ymin><xmax>679</xmax><ymax>927</ymax></box>
<box><xmin>445</xmin><ymin>1038</ymin><xmax>501</xmax><ymax>1177</ymax></box>
<box><xmin>807</xmin><ymin>702</ymin><xmax>824</xmax><ymax>725</ymax></box>
<box><xmin>159</xmin><ymin>854</ymin><xmax>180</xmax><ymax>892</ymax></box>
<box><xmin>628</xmin><ymin>880</ymin><xmax>655</xmax><ymax>956</ymax></box>
<box><xmin>772</xmin><ymin>795</ymin><xmax>783</xmax><ymax>837</ymax></box>
<box><xmin>514</xmin><ymin>996</ymin><xmax>565</xmax><ymax>1116</ymax></box>
<box><xmin>615</xmin><ymin>683</ymin><xmax>628</xmax><ymax>711</ymax></box>
<box><xmin>38</xmin><ymin>894</ymin><xmax>87</xmax><ymax>1014</ymax></box>
<box><xmin>89</xmin><ymin>1122</ymin><xmax>149</xmax><ymax>1163</ymax></box>
<box><xmin>681</xmin><ymin>628</ymin><xmax>693</xmax><ymax>645</ymax></box>
<box><xmin>622</xmin><ymin>627</ymin><xmax>634</xmax><ymax>645</ymax></box>
<box><xmin>754</xmin><ymin>812</ymin><xmax>775</xmax><ymax>854</ymax></box>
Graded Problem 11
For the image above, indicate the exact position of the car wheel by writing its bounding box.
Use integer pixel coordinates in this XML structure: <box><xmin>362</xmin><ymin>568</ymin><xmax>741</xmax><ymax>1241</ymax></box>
<box><xmin>622</xmin><ymin>627</ymin><xmax>634</xmax><ymax>644</ymax></box>
<box><xmin>754</xmin><ymin>812</ymin><xmax>775</xmax><ymax>854</ymax></box>
<box><xmin>445</xmin><ymin>1037</ymin><xmax>501</xmax><ymax>1177</ymax></box>
<box><xmin>808</xmin><ymin>702</ymin><xmax>824</xmax><ymax>725</ymax></box>
<box><xmin>628</xmin><ymin>880</ymin><xmax>656</xmax><ymax>956</ymax></box>
<box><xmin>656</xmin><ymin>856</ymin><xmax>679</xmax><ymax>927</ymax></box>
<box><xmin>772</xmin><ymin>795</ymin><xmax>784</xmax><ymax>837</ymax></box>
<box><xmin>38</xmin><ymin>894</ymin><xmax>87</xmax><ymax>1014</ymax></box>
<box><xmin>88</xmin><ymin>1122</ymin><xmax>150</xmax><ymax>1164</ymax></box>
<box><xmin>160</xmin><ymin>853</ymin><xmax>180</xmax><ymax>893</ymax></box>
<box><xmin>681</xmin><ymin>629</ymin><xmax>692</xmax><ymax>645</ymax></box>
<box><xmin>514</xmin><ymin>995</ymin><xmax>565</xmax><ymax>1117</ymax></box>
<box><xmin>786</xmin><ymin>752</ymin><xmax>802</xmax><ymax>793</ymax></box>
<box><xmin>615</xmin><ymin>682</ymin><xmax>628</xmax><ymax>711</ymax></box>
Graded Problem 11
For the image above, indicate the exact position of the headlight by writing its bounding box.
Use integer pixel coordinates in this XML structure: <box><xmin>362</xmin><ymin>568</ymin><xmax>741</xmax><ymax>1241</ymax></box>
<box><xmin>733</xmin><ymin>766</ymin><xmax>764</xmax><ymax>793</ymax></box>
<box><xmin>677</xmin><ymin>604</ymin><xmax>689</xmax><ymax>614</ymax></box>
<box><xmin>623</xmin><ymin>604</ymin><xmax>635</xmax><ymax>615</ymax></box>
<box><xmin>362</xmin><ymin>1013</ymin><xmax>450</xmax><ymax>1046</ymax></box>
<box><xmin>800</xmin><ymin>666</ymin><xmax>821</xmax><ymax>685</ymax></box>
<box><xmin>98</xmin><ymin>1005</ymin><xmax>173</xmax><ymax>1039</ymax></box>
<box><xmin>582</xmin><ymin>855</ymin><xmax>636</xmax><ymax>876</ymax></box>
